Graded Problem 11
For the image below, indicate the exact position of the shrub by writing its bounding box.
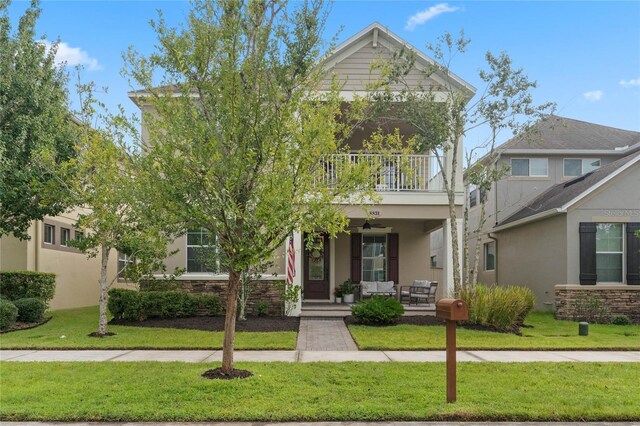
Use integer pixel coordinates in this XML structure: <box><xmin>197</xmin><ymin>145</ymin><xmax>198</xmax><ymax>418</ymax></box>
<box><xmin>0</xmin><ymin>299</ymin><xmax>18</xmax><ymax>330</ymax></box>
<box><xmin>140</xmin><ymin>291</ymin><xmax>195</xmax><ymax>319</ymax></box>
<box><xmin>13</xmin><ymin>297</ymin><xmax>46</xmax><ymax>322</ymax></box>
<box><xmin>193</xmin><ymin>294</ymin><xmax>221</xmax><ymax>316</ymax></box>
<box><xmin>351</xmin><ymin>296</ymin><xmax>405</xmax><ymax>325</ymax></box>
<box><xmin>569</xmin><ymin>294</ymin><xmax>609</xmax><ymax>323</ymax></box>
<box><xmin>612</xmin><ymin>315</ymin><xmax>631</xmax><ymax>325</ymax></box>
<box><xmin>459</xmin><ymin>284</ymin><xmax>535</xmax><ymax>332</ymax></box>
<box><xmin>255</xmin><ymin>300</ymin><xmax>269</xmax><ymax>317</ymax></box>
<box><xmin>0</xmin><ymin>271</ymin><xmax>56</xmax><ymax>305</ymax></box>
<box><xmin>108</xmin><ymin>289</ymin><xmax>144</xmax><ymax>321</ymax></box>
<box><xmin>108</xmin><ymin>289</ymin><xmax>221</xmax><ymax>321</ymax></box>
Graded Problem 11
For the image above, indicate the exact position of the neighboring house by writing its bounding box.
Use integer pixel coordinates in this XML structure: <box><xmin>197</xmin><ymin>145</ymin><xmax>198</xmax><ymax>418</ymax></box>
<box><xmin>129</xmin><ymin>23</ymin><xmax>476</xmax><ymax>316</ymax></box>
<box><xmin>466</xmin><ymin>116</ymin><xmax>640</xmax><ymax>318</ymax></box>
<box><xmin>0</xmin><ymin>210</ymin><xmax>123</xmax><ymax>309</ymax></box>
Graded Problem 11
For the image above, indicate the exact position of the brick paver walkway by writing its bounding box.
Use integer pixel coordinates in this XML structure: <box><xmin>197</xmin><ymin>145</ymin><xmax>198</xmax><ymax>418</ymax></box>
<box><xmin>296</xmin><ymin>317</ymin><xmax>358</xmax><ymax>351</ymax></box>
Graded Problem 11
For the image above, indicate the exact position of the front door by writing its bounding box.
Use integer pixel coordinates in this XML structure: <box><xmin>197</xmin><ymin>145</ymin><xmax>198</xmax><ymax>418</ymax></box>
<box><xmin>303</xmin><ymin>233</ymin><xmax>330</xmax><ymax>299</ymax></box>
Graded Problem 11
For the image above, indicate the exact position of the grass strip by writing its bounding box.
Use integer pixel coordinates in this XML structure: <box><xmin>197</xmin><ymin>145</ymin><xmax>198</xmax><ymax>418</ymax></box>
<box><xmin>0</xmin><ymin>362</ymin><xmax>638</xmax><ymax>421</ymax></box>
<box><xmin>349</xmin><ymin>312</ymin><xmax>640</xmax><ymax>350</ymax></box>
<box><xmin>0</xmin><ymin>306</ymin><xmax>296</xmax><ymax>350</ymax></box>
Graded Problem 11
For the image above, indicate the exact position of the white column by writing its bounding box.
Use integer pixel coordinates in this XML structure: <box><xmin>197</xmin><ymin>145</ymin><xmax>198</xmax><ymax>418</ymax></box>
<box><xmin>286</xmin><ymin>231</ymin><xmax>303</xmax><ymax>317</ymax></box>
<box><xmin>442</xmin><ymin>219</ymin><xmax>453</xmax><ymax>298</ymax></box>
<box><xmin>442</xmin><ymin>218</ymin><xmax>463</xmax><ymax>298</ymax></box>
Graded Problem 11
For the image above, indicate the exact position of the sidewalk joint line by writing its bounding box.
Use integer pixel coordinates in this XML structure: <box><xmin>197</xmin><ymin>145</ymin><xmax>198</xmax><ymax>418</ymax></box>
<box><xmin>105</xmin><ymin>350</ymin><xmax>134</xmax><ymax>362</ymax></box>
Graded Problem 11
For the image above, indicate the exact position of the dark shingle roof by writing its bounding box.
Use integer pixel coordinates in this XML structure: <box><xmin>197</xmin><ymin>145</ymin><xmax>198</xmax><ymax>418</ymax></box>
<box><xmin>498</xmin><ymin>115</ymin><xmax>640</xmax><ymax>151</ymax></box>
<box><xmin>498</xmin><ymin>148</ymin><xmax>640</xmax><ymax>227</ymax></box>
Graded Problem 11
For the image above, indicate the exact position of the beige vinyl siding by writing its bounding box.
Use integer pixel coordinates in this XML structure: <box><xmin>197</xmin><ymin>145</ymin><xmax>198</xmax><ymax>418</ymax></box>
<box><xmin>321</xmin><ymin>45</ymin><xmax>436</xmax><ymax>91</ymax></box>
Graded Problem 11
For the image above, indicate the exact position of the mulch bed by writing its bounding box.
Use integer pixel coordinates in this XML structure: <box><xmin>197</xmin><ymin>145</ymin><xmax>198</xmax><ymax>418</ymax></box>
<box><xmin>344</xmin><ymin>315</ymin><xmax>445</xmax><ymax>327</ymax></box>
<box><xmin>344</xmin><ymin>315</ymin><xmax>521</xmax><ymax>335</ymax></box>
<box><xmin>202</xmin><ymin>367</ymin><xmax>253</xmax><ymax>380</ymax></box>
<box><xmin>110</xmin><ymin>316</ymin><xmax>300</xmax><ymax>332</ymax></box>
<box><xmin>87</xmin><ymin>331</ymin><xmax>117</xmax><ymax>338</ymax></box>
<box><xmin>0</xmin><ymin>316</ymin><xmax>51</xmax><ymax>334</ymax></box>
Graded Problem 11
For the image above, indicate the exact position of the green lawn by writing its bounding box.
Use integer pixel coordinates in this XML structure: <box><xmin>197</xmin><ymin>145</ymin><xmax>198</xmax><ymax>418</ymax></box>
<box><xmin>0</xmin><ymin>306</ymin><xmax>297</xmax><ymax>350</ymax></box>
<box><xmin>0</xmin><ymin>362</ymin><xmax>637</xmax><ymax>421</ymax></box>
<box><xmin>349</xmin><ymin>312</ymin><xmax>640</xmax><ymax>350</ymax></box>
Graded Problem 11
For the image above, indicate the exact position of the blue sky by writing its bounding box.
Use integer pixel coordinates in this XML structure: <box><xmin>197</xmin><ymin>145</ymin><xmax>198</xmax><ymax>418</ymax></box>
<box><xmin>7</xmin><ymin>1</ymin><xmax>640</xmax><ymax>154</ymax></box>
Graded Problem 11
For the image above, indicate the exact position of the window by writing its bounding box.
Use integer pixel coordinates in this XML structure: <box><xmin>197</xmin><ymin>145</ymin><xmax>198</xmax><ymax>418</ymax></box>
<box><xmin>60</xmin><ymin>228</ymin><xmax>71</xmax><ymax>247</ymax></box>
<box><xmin>469</xmin><ymin>186</ymin><xmax>478</xmax><ymax>208</ymax></box>
<box><xmin>564</xmin><ymin>158</ymin><xmax>601</xmax><ymax>177</ymax></box>
<box><xmin>117</xmin><ymin>252</ymin><xmax>135</xmax><ymax>279</ymax></box>
<box><xmin>75</xmin><ymin>230</ymin><xmax>84</xmax><ymax>241</ymax></box>
<box><xmin>596</xmin><ymin>223</ymin><xmax>624</xmax><ymax>283</ymax></box>
<box><xmin>484</xmin><ymin>241</ymin><xmax>496</xmax><ymax>271</ymax></box>
<box><xmin>430</xmin><ymin>255</ymin><xmax>437</xmax><ymax>268</ymax></box>
<box><xmin>44</xmin><ymin>224</ymin><xmax>55</xmax><ymax>244</ymax></box>
<box><xmin>186</xmin><ymin>228</ymin><xmax>218</xmax><ymax>273</ymax></box>
<box><xmin>511</xmin><ymin>158</ymin><xmax>548</xmax><ymax>177</ymax></box>
<box><xmin>362</xmin><ymin>234</ymin><xmax>387</xmax><ymax>281</ymax></box>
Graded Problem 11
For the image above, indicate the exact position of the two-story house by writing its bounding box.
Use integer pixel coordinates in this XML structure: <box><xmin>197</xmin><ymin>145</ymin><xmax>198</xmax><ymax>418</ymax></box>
<box><xmin>466</xmin><ymin>115</ymin><xmax>640</xmax><ymax>320</ymax></box>
<box><xmin>129</xmin><ymin>23</ymin><xmax>475</xmax><ymax>316</ymax></box>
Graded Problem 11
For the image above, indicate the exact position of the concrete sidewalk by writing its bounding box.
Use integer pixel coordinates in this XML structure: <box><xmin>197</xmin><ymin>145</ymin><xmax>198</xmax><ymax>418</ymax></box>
<box><xmin>1</xmin><ymin>349</ymin><xmax>639</xmax><ymax>363</ymax></box>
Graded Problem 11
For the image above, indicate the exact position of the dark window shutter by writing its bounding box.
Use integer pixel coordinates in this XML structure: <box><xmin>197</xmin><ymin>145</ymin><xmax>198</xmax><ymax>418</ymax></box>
<box><xmin>350</xmin><ymin>233</ymin><xmax>362</xmax><ymax>282</ymax></box>
<box><xmin>626</xmin><ymin>223</ymin><xmax>640</xmax><ymax>285</ymax></box>
<box><xmin>388</xmin><ymin>233</ymin><xmax>399</xmax><ymax>284</ymax></box>
<box><xmin>579</xmin><ymin>222</ymin><xmax>597</xmax><ymax>285</ymax></box>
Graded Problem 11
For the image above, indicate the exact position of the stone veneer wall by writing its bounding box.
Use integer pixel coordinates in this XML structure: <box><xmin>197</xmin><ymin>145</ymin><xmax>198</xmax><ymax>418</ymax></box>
<box><xmin>555</xmin><ymin>284</ymin><xmax>640</xmax><ymax>322</ymax></box>
<box><xmin>177</xmin><ymin>279</ymin><xmax>285</xmax><ymax>316</ymax></box>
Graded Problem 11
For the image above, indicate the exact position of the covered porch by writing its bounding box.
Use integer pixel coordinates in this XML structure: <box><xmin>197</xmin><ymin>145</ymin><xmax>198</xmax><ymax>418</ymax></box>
<box><xmin>288</xmin><ymin>210</ymin><xmax>462</xmax><ymax>316</ymax></box>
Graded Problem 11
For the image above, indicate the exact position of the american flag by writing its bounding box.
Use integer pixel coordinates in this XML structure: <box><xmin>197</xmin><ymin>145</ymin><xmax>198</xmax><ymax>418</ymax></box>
<box><xmin>286</xmin><ymin>232</ymin><xmax>296</xmax><ymax>285</ymax></box>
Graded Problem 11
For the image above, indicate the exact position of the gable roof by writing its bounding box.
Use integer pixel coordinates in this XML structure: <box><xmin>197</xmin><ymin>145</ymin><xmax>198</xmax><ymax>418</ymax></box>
<box><xmin>495</xmin><ymin>148</ymin><xmax>640</xmax><ymax>230</ymax></box>
<box><xmin>498</xmin><ymin>115</ymin><xmax>640</xmax><ymax>152</ymax></box>
<box><xmin>322</xmin><ymin>22</ymin><xmax>476</xmax><ymax>96</ymax></box>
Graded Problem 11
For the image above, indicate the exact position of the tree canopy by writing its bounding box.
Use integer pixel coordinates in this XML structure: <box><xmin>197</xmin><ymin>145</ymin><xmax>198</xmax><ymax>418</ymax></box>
<box><xmin>0</xmin><ymin>0</ymin><xmax>80</xmax><ymax>239</ymax></box>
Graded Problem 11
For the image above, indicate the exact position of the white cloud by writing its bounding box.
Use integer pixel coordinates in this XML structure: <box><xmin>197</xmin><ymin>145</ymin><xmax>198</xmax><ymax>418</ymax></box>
<box><xmin>583</xmin><ymin>90</ymin><xmax>603</xmax><ymax>102</ymax></box>
<box><xmin>405</xmin><ymin>3</ymin><xmax>460</xmax><ymax>31</ymax></box>
<box><xmin>620</xmin><ymin>78</ymin><xmax>640</xmax><ymax>86</ymax></box>
<box><xmin>42</xmin><ymin>41</ymin><xmax>102</xmax><ymax>71</ymax></box>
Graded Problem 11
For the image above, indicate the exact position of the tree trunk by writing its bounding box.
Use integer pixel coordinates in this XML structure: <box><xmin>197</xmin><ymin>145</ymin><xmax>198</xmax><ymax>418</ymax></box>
<box><xmin>221</xmin><ymin>269</ymin><xmax>241</xmax><ymax>372</ymax></box>
<box><xmin>462</xmin><ymin>181</ymin><xmax>471</xmax><ymax>286</ymax></box>
<box><xmin>471</xmin><ymin>199</ymin><xmax>487</xmax><ymax>287</ymax></box>
<box><xmin>98</xmin><ymin>243</ymin><xmax>110</xmax><ymax>335</ymax></box>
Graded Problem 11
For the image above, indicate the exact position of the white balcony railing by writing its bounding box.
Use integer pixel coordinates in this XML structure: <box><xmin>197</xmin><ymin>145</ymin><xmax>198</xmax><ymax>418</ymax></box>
<box><xmin>322</xmin><ymin>153</ymin><xmax>444</xmax><ymax>192</ymax></box>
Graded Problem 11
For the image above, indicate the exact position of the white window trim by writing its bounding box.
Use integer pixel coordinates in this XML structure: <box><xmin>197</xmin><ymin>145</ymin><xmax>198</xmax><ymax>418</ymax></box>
<box><xmin>185</xmin><ymin>228</ymin><xmax>220</xmax><ymax>274</ymax></box>
<box><xmin>43</xmin><ymin>224</ymin><xmax>55</xmax><ymax>245</ymax></box>
<box><xmin>484</xmin><ymin>241</ymin><xmax>496</xmax><ymax>271</ymax></box>
<box><xmin>595</xmin><ymin>223</ymin><xmax>625</xmax><ymax>284</ymax></box>
<box><xmin>117</xmin><ymin>252</ymin><xmax>135</xmax><ymax>279</ymax></box>
<box><xmin>511</xmin><ymin>158</ymin><xmax>548</xmax><ymax>177</ymax></box>
<box><xmin>563</xmin><ymin>158</ymin><xmax>601</xmax><ymax>178</ymax></box>
<box><xmin>361</xmin><ymin>234</ymin><xmax>388</xmax><ymax>282</ymax></box>
<box><xmin>60</xmin><ymin>228</ymin><xmax>71</xmax><ymax>247</ymax></box>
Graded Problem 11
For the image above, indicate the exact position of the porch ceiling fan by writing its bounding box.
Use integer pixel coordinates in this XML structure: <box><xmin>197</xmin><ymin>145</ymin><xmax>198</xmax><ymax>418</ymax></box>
<box><xmin>361</xmin><ymin>220</ymin><xmax>386</xmax><ymax>230</ymax></box>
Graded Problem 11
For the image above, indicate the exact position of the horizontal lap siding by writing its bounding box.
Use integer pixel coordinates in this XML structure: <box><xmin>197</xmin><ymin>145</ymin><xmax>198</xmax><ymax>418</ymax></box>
<box><xmin>321</xmin><ymin>45</ymin><xmax>435</xmax><ymax>91</ymax></box>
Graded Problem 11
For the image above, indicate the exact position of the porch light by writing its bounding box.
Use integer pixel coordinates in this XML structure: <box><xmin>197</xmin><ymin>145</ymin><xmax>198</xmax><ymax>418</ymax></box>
<box><xmin>363</xmin><ymin>221</ymin><xmax>372</xmax><ymax>230</ymax></box>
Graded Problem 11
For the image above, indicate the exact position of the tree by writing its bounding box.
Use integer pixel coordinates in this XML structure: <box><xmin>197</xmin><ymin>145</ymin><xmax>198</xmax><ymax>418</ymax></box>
<box><xmin>0</xmin><ymin>0</ymin><xmax>80</xmax><ymax>239</ymax></box>
<box><xmin>125</xmin><ymin>0</ymin><xmax>400</xmax><ymax>376</ymax></box>
<box><xmin>375</xmin><ymin>32</ymin><xmax>555</xmax><ymax>291</ymax></box>
<box><xmin>68</xmin><ymin>81</ymin><xmax>180</xmax><ymax>336</ymax></box>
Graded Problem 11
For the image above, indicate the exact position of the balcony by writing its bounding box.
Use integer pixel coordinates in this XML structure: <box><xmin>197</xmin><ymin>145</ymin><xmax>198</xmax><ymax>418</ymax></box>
<box><xmin>322</xmin><ymin>153</ymin><xmax>444</xmax><ymax>193</ymax></box>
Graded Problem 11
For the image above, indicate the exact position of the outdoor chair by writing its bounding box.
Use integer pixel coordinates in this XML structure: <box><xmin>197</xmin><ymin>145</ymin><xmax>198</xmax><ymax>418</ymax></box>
<box><xmin>400</xmin><ymin>280</ymin><xmax>430</xmax><ymax>304</ymax></box>
<box><xmin>360</xmin><ymin>281</ymin><xmax>397</xmax><ymax>300</ymax></box>
<box><xmin>409</xmin><ymin>281</ymin><xmax>438</xmax><ymax>306</ymax></box>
